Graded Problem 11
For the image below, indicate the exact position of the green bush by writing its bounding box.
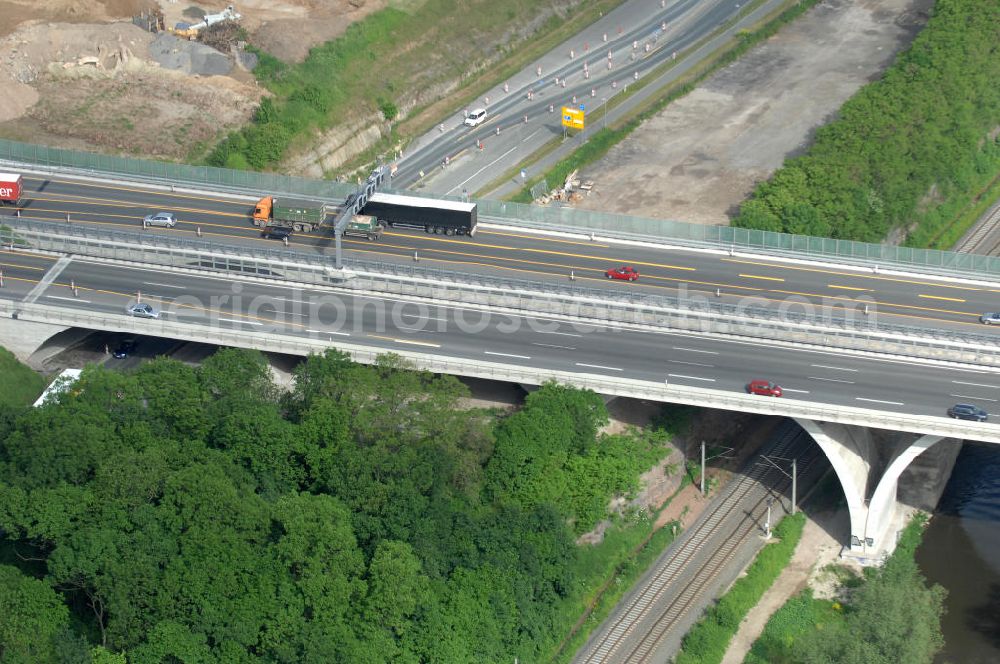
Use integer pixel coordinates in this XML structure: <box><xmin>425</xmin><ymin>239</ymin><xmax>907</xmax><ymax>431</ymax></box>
<box><xmin>747</xmin><ymin>513</ymin><xmax>945</xmax><ymax>664</ymax></box>
<box><xmin>734</xmin><ymin>0</ymin><xmax>1000</xmax><ymax>244</ymax></box>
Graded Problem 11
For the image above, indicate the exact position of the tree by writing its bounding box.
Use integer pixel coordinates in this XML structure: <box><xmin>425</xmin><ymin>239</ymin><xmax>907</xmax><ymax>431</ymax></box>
<box><xmin>0</xmin><ymin>565</ymin><xmax>78</xmax><ymax>663</ymax></box>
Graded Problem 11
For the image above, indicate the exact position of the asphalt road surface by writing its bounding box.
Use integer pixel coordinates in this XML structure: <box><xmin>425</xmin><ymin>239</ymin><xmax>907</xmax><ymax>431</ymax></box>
<box><xmin>10</xmin><ymin>175</ymin><xmax>1000</xmax><ymax>333</ymax></box>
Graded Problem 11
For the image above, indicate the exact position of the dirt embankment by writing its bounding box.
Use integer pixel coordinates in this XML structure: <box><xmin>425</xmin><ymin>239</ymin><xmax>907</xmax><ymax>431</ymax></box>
<box><xmin>0</xmin><ymin>0</ymin><xmax>383</xmax><ymax>160</ymax></box>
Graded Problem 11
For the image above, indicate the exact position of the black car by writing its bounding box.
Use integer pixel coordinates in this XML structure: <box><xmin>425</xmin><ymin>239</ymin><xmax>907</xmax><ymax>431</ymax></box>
<box><xmin>947</xmin><ymin>403</ymin><xmax>988</xmax><ymax>422</ymax></box>
<box><xmin>112</xmin><ymin>339</ymin><xmax>137</xmax><ymax>359</ymax></box>
<box><xmin>261</xmin><ymin>227</ymin><xmax>292</xmax><ymax>241</ymax></box>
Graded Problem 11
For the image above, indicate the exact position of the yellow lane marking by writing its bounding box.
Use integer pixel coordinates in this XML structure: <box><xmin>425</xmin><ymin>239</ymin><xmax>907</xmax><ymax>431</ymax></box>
<box><xmin>0</xmin><ymin>260</ymin><xmax>50</xmax><ymax>272</ymax></box>
<box><xmin>919</xmin><ymin>293</ymin><xmax>966</xmax><ymax>303</ymax></box>
<box><xmin>369</xmin><ymin>236</ymin><xmax>696</xmax><ymax>272</ymax></box>
<box><xmin>343</xmin><ymin>242</ymin><xmax>985</xmax><ymax>322</ymax></box>
<box><xmin>466</xmin><ymin>229</ymin><xmax>610</xmax><ymax>248</ymax></box>
<box><xmin>723</xmin><ymin>257</ymin><xmax>986</xmax><ymax>292</ymax></box>
<box><xmin>739</xmin><ymin>273</ymin><xmax>785</xmax><ymax>282</ymax></box>
<box><xmin>828</xmin><ymin>284</ymin><xmax>872</xmax><ymax>291</ymax></box>
<box><xmin>368</xmin><ymin>334</ymin><xmax>441</xmax><ymax>348</ymax></box>
<box><xmin>25</xmin><ymin>175</ymin><xmax>252</xmax><ymax>206</ymax></box>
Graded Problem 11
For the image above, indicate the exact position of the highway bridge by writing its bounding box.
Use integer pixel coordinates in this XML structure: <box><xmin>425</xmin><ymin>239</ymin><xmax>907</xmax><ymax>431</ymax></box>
<box><xmin>2</xmin><ymin>161</ymin><xmax>1000</xmax><ymax>560</ymax></box>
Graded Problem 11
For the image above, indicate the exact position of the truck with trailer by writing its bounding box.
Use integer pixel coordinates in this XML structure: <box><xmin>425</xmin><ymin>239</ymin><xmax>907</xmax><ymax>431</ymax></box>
<box><xmin>360</xmin><ymin>192</ymin><xmax>477</xmax><ymax>236</ymax></box>
<box><xmin>0</xmin><ymin>173</ymin><xmax>23</xmax><ymax>207</ymax></box>
<box><xmin>252</xmin><ymin>196</ymin><xmax>332</xmax><ymax>233</ymax></box>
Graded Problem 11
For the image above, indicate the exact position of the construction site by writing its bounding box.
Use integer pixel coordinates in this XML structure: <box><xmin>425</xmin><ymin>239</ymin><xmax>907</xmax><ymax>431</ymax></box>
<box><xmin>0</xmin><ymin>0</ymin><xmax>384</xmax><ymax>160</ymax></box>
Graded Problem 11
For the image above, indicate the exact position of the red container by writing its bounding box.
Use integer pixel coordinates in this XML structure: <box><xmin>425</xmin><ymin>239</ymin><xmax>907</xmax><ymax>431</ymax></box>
<box><xmin>0</xmin><ymin>173</ymin><xmax>22</xmax><ymax>204</ymax></box>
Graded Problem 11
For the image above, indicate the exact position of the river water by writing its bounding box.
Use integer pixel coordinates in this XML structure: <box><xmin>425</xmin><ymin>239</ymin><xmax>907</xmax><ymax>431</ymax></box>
<box><xmin>916</xmin><ymin>442</ymin><xmax>1000</xmax><ymax>664</ymax></box>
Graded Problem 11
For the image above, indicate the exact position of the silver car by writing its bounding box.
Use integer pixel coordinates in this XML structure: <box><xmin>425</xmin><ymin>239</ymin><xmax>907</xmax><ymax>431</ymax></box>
<box><xmin>980</xmin><ymin>312</ymin><xmax>1000</xmax><ymax>325</ymax></box>
<box><xmin>126</xmin><ymin>303</ymin><xmax>160</xmax><ymax>319</ymax></box>
<box><xmin>143</xmin><ymin>212</ymin><xmax>177</xmax><ymax>228</ymax></box>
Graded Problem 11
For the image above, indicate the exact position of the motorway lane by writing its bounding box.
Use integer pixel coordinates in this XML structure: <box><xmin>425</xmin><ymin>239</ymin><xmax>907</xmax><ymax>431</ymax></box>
<box><xmin>12</xmin><ymin>175</ymin><xmax>1000</xmax><ymax>331</ymax></box>
<box><xmin>10</xmin><ymin>255</ymin><xmax>1000</xmax><ymax>421</ymax></box>
<box><xmin>395</xmin><ymin>0</ymin><xmax>746</xmax><ymax>192</ymax></box>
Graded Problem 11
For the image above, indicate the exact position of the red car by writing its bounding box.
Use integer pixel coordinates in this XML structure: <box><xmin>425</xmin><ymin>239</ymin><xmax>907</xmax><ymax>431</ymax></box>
<box><xmin>747</xmin><ymin>380</ymin><xmax>783</xmax><ymax>397</ymax></box>
<box><xmin>606</xmin><ymin>265</ymin><xmax>640</xmax><ymax>281</ymax></box>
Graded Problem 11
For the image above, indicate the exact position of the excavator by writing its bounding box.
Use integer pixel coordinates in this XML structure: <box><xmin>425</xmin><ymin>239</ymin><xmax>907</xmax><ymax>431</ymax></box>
<box><xmin>170</xmin><ymin>5</ymin><xmax>242</xmax><ymax>40</ymax></box>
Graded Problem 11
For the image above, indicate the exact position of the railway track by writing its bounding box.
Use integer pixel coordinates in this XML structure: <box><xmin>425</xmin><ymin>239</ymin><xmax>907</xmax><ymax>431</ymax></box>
<box><xmin>954</xmin><ymin>200</ymin><xmax>1000</xmax><ymax>255</ymax></box>
<box><xmin>576</xmin><ymin>422</ymin><xmax>825</xmax><ymax>663</ymax></box>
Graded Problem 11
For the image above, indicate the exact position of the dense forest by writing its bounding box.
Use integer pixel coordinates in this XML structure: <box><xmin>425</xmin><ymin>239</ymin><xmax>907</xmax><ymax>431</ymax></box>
<box><xmin>0</xmin><ymin>349</ymin><xmax>674</xmax><ymax>662</ymax></box>
<box><xmin>734</xmin><ymin>0</ymin><xmax>1000</xmax><ymax>244</ymax></box>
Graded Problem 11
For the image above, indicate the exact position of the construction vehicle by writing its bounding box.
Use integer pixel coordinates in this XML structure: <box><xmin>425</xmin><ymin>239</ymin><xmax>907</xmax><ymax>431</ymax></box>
<box><xmin>171</xmin><ymin>5</ymin><xmax>241</xmax><ymax>40</ymax></box>
<box><xmin>343</xmin><ymin>214</ymin><xmax>385</xmax><ymax>241</ymax></box>
<box><xmin>252</xmin><ymin>196</ymin><xmax>332</xmax><ymax>233</ymax></box>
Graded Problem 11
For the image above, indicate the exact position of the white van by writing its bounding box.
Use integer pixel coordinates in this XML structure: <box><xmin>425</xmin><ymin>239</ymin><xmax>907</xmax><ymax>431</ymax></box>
<box><xmin>464</xmin><ymin>108</ymin><xmax>488</xmax><ymax>127</ymax></box>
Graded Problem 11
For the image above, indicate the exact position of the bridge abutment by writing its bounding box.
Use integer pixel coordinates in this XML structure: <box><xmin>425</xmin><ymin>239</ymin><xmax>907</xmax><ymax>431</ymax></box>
<box><xmin>0</xmin><ymin>314</ymin><xmax>73</xmax><ymax>367</ymax></box>
<box><xmin>796</xmin><ymin>418</ymin><xmax>958</xmax><ymax>563</ymax></box>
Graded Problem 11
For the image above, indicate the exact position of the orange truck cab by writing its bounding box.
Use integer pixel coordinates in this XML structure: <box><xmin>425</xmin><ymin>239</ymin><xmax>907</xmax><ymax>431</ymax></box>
<box><xmin>252</xmin><ymin>196</ymin><xmax>274</xmax><ymax>226</ymax></box>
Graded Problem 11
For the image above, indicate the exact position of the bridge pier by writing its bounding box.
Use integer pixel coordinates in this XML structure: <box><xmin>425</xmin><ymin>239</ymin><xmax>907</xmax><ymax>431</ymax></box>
<box><xmin>795</xmin><ymin>419</ymin><xmax>960</xmax><ymax>563</ymax></box>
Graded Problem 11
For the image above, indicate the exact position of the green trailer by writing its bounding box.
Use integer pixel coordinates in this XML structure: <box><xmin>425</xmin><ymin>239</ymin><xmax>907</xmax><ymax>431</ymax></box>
<box><xmin>253</xmin><ymin>196</ymin><xmax>332</xmax><ymax>233</ymax></box>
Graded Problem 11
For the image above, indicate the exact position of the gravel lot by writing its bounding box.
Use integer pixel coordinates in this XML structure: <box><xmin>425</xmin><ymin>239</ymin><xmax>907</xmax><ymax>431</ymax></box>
<box><xmin>575</xmin><ymin>0</ymin><xmax>934</xmax><ymax>225</ymax></box>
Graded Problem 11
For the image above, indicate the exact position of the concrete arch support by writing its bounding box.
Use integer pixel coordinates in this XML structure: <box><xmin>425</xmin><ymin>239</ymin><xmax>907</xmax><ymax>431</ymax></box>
<box><xmin>795</xmin><ymin>419</ymin><xmax>872</xmax><ymax>552</ymax></box>
<box><xmin>795</xmin><ymin>418</ymin><xmax>948</xmax><ymax>560</ymax></box>
<box><xmin>865</xmin><ymin>433</ymin><xmax>942</xmax><ymax>552</ymax></box>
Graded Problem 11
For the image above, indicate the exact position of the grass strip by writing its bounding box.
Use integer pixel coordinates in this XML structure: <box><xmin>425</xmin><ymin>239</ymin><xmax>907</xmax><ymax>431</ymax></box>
<box><xmin>0</xmin><ymin>346</ymin><xmax>45</xmax><ymax>407</ymax></box>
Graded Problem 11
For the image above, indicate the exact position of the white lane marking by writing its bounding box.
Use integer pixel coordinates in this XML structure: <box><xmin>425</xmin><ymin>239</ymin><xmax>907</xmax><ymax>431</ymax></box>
<box><xmin>400</xmin><ymin>315</ymin><xmax>448</xmax><ymax>322</ymax></box>
<box><xmin>397</xmin><ymin>326</ymin><xmax>433</xmax><ymax>333</ymax></box>
<box><xmin>577</xmin><ymin>362</ymin><xmax>623</xmax><ymax>372</ymax></box>
<box><xmin>668</xmin><ymin>359</ymin><xmax>714</xmax><ymax>368</ymax></box>
<box><xmin>307</xmin><ymin>329</ymin><xmax>350</xmax><ymax>336</ymax></box>
<box><xmin>810</xmin><ymin>364</ymin><xmax>858</xmax><ymax>372</ymax></box>
<box><xmin>532</xmin><ymin>342</ymin><xmax>576</xmax><ymax>350</ymax></box>
<box><xmin>855</xmin><ymin>397</ymin><xmax>904</xmax><ymax>406</ymax></box>
<box><xmin>952</xmin><ymin>380</ymin><xmax>999</xmax><ymax>389</ymax></box>
<box><xmin>667</xmin><ymin>373</ymin><xmax>716</xmax><ymax>382</ymax></box>
<box><xmin>143</xmin><ymin>282</ymin><xmax>186</xmax><ymax>289</ymax></box>
<box><xmin>485</xmin><ymin>351</ymin><xmax>531</xmax><ymax>359</ymax></box>
<box><xmin>950</xmin><ymin>394</ymin><xmax>998</xmax><ymax>403</ymax></box>
<box><xmin>672</xmin><ymin>347</ymin><xmax>718</xmax><ymax>355</ymax></box>
<box><xmin>218</xmin><ymin>318</ymin><xmax>262</xmax><ymax>326</ymax></box>
<box><xmin>444</xmin><ymin>127</ymin><xmax>546</xmax><ymax>195</ymax></box>
<box><xmin>373</xmin><ymin>336</ymin><xmax>440</xmax><ymax>348</ymax></box>
<box><xmin>808</xmin><ymin>376</ymin><xmax>855</xmax><ymax>384</ymax></box>
<box><xmin>538</xmin><ymin>329</ymin><xmax>583</xmax><ymax>337</ymax></box>
<box><xmin>45</xmin><ymin>295</ymin><xmax>91</xmax><ymax>303</ymax></box>
<box><xmin>781</xmin><ymin>388</ymin><xmax>811</xmax><ymax>394</ymax></box>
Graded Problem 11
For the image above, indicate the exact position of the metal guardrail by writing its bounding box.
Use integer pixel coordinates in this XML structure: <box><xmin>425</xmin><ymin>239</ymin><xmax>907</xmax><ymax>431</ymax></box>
<box><xmin>3</xmin><ymin>216</ymin><xmax>1000</xmax><ymax>366</ymax></box>
<box><xmin>5</xmin><ymin>300</ymin><xmax>999</xmax><ymax>443</ymax></box>
<box><xmin>2</xmin><ymin>137</ymin><xmax>1000</xmax><ymax>280</ymax></box>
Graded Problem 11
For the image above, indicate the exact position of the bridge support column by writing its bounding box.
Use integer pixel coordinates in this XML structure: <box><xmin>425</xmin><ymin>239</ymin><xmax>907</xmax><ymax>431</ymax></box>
<box><xmin>795</xmin><ymin>419</ymin><xmax>954</xmax><ymax>563</ymax></box>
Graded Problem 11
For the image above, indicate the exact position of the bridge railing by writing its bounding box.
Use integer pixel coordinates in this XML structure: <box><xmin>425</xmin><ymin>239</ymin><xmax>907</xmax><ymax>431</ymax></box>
<box><xmin>3</xmin><ymin>216</ymin><xmax>999</xmax><ymax>366</ymax></box>
<box><xmin>1</xmin><ymin>137</ymin><xmax>998</xmax><ymax>280</ymax></box>
<box><xmin>5</xmin><ymin>300</ymin><xmax>999</xmax><ymax>443</ymax></box>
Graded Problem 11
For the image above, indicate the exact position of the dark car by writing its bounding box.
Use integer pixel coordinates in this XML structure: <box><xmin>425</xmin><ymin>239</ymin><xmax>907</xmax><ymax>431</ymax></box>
<box><xmin>261</xmin><ymin>227</ymin><xmax>292</xmax><ymax>241</ymax></box>
<box><xmin>112</xmin><ymin>339</ymin><xmax>137</xmax><ymax>359</ymax></box>
<box><xmin>606</xmin><ymin>265</ymin><xmax>639</xmax><ymax>281</ymax></box>
<box><xmin>747</xmin><ymin>380</ymin><xmax>783</xmax><ymax>397</ymax></box>
<box><xmin>947</xmin><ymin>403</ymin><xmax>988</xmax><ymax>422</ymax></box>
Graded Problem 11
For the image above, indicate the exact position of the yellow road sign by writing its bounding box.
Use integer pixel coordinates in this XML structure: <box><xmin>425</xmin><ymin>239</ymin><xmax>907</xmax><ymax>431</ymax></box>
<box><xmin>561</xmin><ymin>106</ymin><xmax>585</xmax><ymax>130</ymax></box>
